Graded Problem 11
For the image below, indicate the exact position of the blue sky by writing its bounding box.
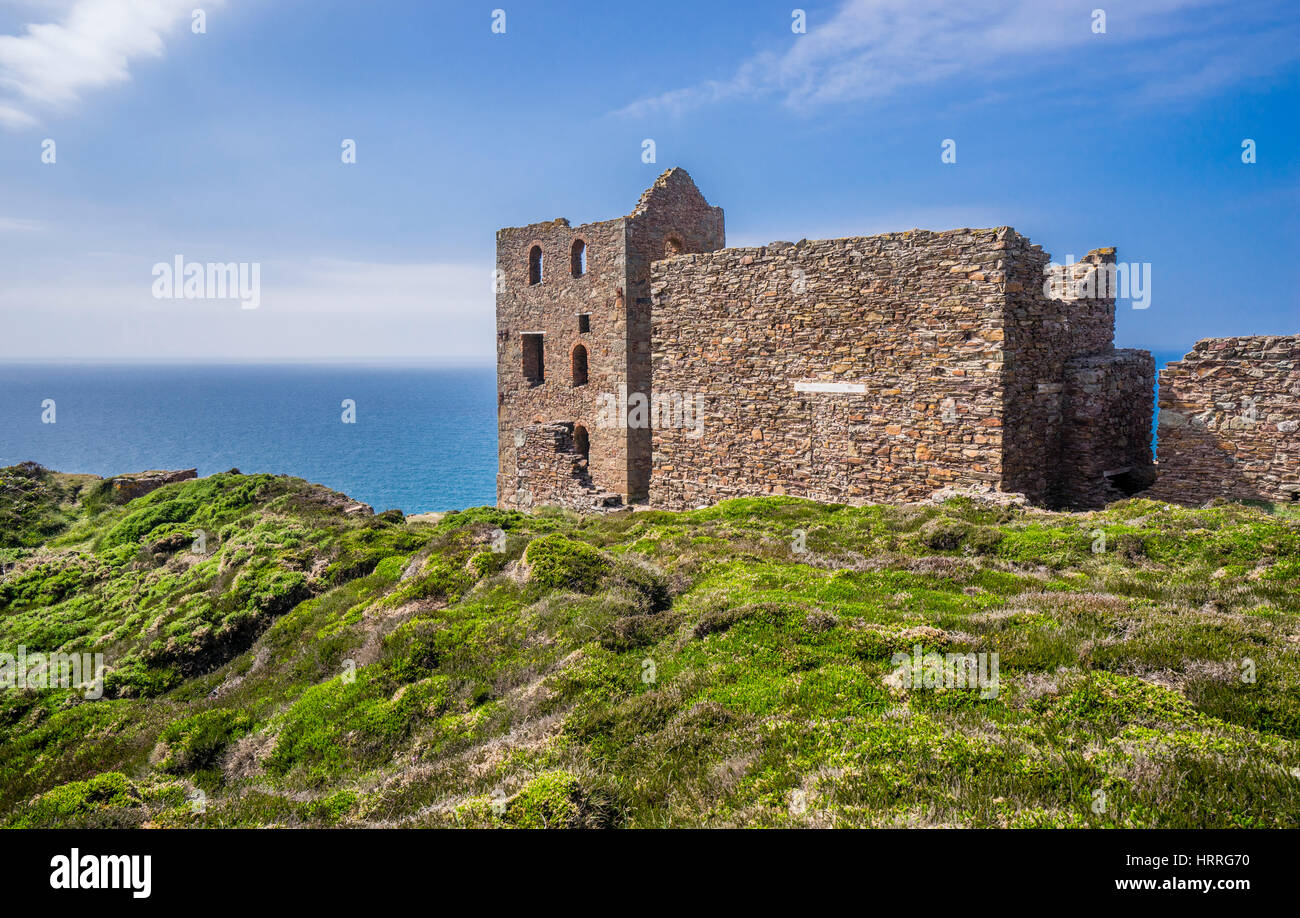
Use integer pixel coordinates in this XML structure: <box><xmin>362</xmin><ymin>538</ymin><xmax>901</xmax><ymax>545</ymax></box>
<box><xmin>1</xmin><ymin>0</ymin><xmax>1296</xmax><ymax>361</ymax></box>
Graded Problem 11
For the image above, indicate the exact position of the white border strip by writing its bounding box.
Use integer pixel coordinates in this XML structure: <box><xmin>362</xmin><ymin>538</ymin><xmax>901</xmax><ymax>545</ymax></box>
<box><xmin>794</xmin><ymin>381</ymin><xmax>867</xmax><ymax>394</ymax></box>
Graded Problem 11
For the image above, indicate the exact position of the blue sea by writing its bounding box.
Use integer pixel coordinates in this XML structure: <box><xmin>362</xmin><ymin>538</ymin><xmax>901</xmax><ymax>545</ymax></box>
<box><xmin>0</xmin><ymin>364</ymin><xmax>498</xmax><ymax>514</ymax></box>
<box><xmin>1148</xmin><ymin>349</ymin><xmax>1186</xmax><ymax>445</ymax></box>
<box><xmin>0</xmin><ymin>351</ymin><xmax>1189</xmax><ymax>514</ymax></box>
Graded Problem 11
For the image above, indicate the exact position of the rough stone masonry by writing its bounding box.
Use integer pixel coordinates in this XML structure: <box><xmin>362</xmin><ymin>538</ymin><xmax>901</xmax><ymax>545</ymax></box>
<box><xmin>1148</xmin><ymin>335</ymin><xmax>1300</xmax><ymax>504</ymax></box>
<box><xmin>496</xmin><ymin>168</ymin><xmax>1160</xmax><ymax>512</ymax></box>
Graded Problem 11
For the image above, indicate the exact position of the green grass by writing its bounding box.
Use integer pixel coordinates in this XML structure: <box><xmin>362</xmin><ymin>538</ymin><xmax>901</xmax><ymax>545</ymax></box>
<box><xmin>2</xmin><ymin>463</ymin><xmax>1299</xmax><ymax>828</ymax></box>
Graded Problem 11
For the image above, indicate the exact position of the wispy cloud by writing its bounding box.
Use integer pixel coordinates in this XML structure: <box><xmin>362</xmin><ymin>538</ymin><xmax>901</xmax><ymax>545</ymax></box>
<box><xmin>0</xmin><ymin>253</ymin><xmax>495</xmax><ymax>360</ymax></box>
<box><xmin>616</xmin><ymin>0</ymin><xmax>1299</xmax><ymax>118</ymax></box>
<box><xmin>0</xmin><ymin>216</ymin><xmax>44</xmax><ymax>232</ymax></box>
<box><xmin>0</xmin><ymin>0</ymin><xmax>201</xmax><ymax>128</ymax></box>
<box><xmin>270</xmin><ymin>258</ymin><xmax>491</xmax><ymax>317</ymax></box>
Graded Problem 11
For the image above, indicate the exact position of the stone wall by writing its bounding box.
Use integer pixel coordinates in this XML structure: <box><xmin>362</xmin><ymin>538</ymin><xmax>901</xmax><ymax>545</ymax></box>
<box><xmin>624</xmin><ymin>169</ymin><xmax>725</xmax><ymax>501</ymax></box>
<box><xmin>497</xmin><ymin>169</ymin><xmax>1156</xmax><ymax>514</ymax></box>
<box><xmin>1056</xmin><ymin>350</ymin><xmax>1156</xmax><ymax>508</ymax></box>
<box><xmin>648</xmin><ymin>230</ymin><xmax>1012</xmax><ymax>509</ymax></box>
<box><xmin>1150</xmin><ymin>336</ymin><xmax>1300</xmax><ymax>504</ymax></box>
<box><xmin>508</xmin><ymin>423</ymin><xmax>621</xmax><ymax>511</ymax></box>
<box><xmin>496</xmin><ymin>168</ymin><xmax>723</xmax><ymax>510</ymax></box>
<box><xmin>1001</xmin><ymin>244</ymin><xmax>1126</xmax><ymax>506</ymax></box>
<box><xmin>496</xmin><ymin>215</ymin><xmax>629</xmax><ymax>509</ymax></box>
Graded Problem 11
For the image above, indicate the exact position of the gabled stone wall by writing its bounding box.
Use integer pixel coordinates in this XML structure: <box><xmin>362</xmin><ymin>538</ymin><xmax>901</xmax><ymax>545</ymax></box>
<box><xmin>1149</xmin><ymin>336</ymin><xmax>1300</xmax><ymax>504</ymax></box>
<box><xmin>495</xmin><ymin>169</ymin><xmax>723</xmax><ymax>511</ymax></box>
<box><xmin>623</xmin><ymin>170</ymin><xmax>725</xmax><ymax>501</ymax></box>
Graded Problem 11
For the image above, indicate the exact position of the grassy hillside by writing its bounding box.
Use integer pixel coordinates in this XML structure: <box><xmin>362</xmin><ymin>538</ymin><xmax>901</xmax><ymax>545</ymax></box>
<box><xmin>1</xmin><ymin>462</ymin><xmax>1298</xmax><ymax>828</ymax></box>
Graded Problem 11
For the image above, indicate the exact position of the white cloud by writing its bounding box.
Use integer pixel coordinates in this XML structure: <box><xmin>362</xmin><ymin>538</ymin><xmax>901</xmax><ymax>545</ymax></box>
<box><xmin>0</xmin><ymin>0</ymin><xmax>199</xmax><ymax>128</ymax></box>
<box><xmin>0</xmin><ymin>253</ymin><xmax>495</xmax><ymax>361</ymax></box>
<box><xmin>616</xmin><ymin>0</ymin><xmax>1295</xmax><ymax>118</ymax></box>
<box><xmin>0</xmin><ymin>216</ymin><xmax>44</xmax><ymax>231</ymax></box>
<box><xmin>266</xmin><ymin>258</ymin><xmax>492</xmax><ymax>322</ymax></box>
<box><xmin>0</xmin><ymin>102</ymin><xmax>35</xmax><ymax>127</ymax></box>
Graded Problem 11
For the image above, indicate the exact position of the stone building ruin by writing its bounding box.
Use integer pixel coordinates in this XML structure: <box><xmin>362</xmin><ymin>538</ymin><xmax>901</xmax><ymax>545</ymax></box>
<box><xmin>496</xmin><ymin>167</ymin><xmax>1161</xmax><ymax>512</ymax></box>
<box><xmin>1149</xmin><ymin>335</ymin><xmax>1300</xmax><ymax>504</ymax></box>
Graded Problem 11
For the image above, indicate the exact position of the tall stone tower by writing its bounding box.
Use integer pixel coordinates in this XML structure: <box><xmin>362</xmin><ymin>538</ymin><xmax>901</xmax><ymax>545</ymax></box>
<box><xmin>495</xmin><ymin>168</ymin><xmax>725</xmax><ymax>510</ymax></box>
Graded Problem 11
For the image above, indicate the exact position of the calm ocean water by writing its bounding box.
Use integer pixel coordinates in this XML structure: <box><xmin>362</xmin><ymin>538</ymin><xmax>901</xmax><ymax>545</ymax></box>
<box><xmin>0</xmin><ymin>364</ymin><xmax>498</xmax><ymax>514</ymax></box>
<box><xmin>0</xmin><ymin>351</ymin><xmax>1189</xmax><ymax>514</ymax></box>
<box><xmin>1148</xmin><ymin>349</ymin><xmax>1186</xmax><ymax>445</ymax></box>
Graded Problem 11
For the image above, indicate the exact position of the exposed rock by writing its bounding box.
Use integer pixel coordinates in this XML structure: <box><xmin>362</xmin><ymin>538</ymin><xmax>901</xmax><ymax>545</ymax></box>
<box><xmin>924</xmin><ymin>486</ymin><xmax>1028</xmax><ymax>507</ymax></box>
<box><xmin>107</xmin><ymin>469</ymin><xmax>197</xmax><ymax>502</ymax></box>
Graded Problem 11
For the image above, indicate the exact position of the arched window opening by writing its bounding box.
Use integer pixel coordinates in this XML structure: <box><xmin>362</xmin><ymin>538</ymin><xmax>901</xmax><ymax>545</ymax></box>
<box><xmin>571</xmin><ymin>239</ymin><xmax>586</xmax><ymax>277</ymax></box>
<box><xmin>574</xmin><ymin>425</ymin><xmax>590</xmax><ymax>461</ymax></box>
<box><xmin>664</xmin><ymin>235</ymin><xmax>684</xmax><ymax>256</ymax></box>
<box><xmin>528</xmin><ymin>245</ymin><xmax>543</xmax><ymax>285</ymax></box>
<box><xmin>571</xmin><ymin>344</ymin><xmax>589</xmax><ymax>387</ymax></box>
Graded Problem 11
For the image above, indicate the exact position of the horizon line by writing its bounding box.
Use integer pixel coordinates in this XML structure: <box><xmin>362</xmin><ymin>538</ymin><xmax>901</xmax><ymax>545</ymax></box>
<box><xmin>0</xmin><ymin>356</ymin><xmax>498</xmax><ymax>367</ymax></box>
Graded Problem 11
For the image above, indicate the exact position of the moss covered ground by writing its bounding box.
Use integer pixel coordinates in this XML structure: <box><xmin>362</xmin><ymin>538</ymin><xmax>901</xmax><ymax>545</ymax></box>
<box><xmin>1</xmin><ymin>462</ymin><xmax>1298</xmax><ymax>828</ymax></box>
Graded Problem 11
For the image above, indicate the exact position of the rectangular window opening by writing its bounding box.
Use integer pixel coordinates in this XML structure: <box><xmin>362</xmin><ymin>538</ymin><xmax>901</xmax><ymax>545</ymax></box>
<box><xmin>522</xmin><ymin>333</ymin><xmax>544</xmax><ymax>384</ymax></box>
